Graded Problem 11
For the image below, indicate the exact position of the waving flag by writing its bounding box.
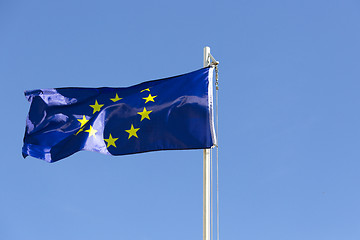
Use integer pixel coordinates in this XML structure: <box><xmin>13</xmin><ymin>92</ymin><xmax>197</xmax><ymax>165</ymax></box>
<box><xmin>22</xmin><ymin>67</ymin><xmax>215</xmax><ymax>162</ymax></box>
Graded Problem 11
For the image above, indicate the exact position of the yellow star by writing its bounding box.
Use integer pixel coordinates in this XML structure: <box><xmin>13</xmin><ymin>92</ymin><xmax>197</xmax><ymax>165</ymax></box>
<box><xmin>90</xmin><ymin>100</ymin><xmax>104</xmax><ymax>114</ymax></box>
<box><xmin>75</xmin><ymin>116</ymin><xmax>89</xmax><ymax>135</ymax></box>
<box><xmin>77</xmin><ymin>115</ymin><xmax>88</xmax><ymax>128</ymax></box>
<box><xmin>110</xmin><ymin>93</ymin><xmax>122</xmax><ymax>102</ymax></box>
<box><xmin>104</xmin><ymin>134</ymin><xmax>118</xmax><ymax>148</ymax></box>
<box><xmin>125</xmin><ymin>124</ymin><xmax>140</xmax><ymax>139</ymax></box>
<box><xmin>85</xmin><ymin>125</ymin><xmax>97</xmax><ymax>137</ymax></box>
<box><xmin>143</xmin><ymin>94</ymin><xmax>157</xmax><ymax>103</ymax></box>
<box><xmin>141</xmin><ymin>88</ymin><xmax>150</xmax><ymax>92</ymax></box>
<box><xmin>137</xmin><ymin>107</ymin><xmax>152</xmax><ymax>121</ymax></box>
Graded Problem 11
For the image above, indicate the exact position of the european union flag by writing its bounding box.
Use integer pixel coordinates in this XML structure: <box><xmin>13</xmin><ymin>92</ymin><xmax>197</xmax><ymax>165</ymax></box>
<box><xmin>22</xmin><ymin>67</ymin><xmax>216</xmax><ymax>162</ymax></box>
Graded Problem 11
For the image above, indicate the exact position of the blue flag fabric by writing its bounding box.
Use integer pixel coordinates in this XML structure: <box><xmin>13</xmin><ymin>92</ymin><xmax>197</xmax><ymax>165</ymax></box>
<box><xmin>22</xmin><ymin>67</ymin><xmax>215</xmax><ymax>162</ymax></box>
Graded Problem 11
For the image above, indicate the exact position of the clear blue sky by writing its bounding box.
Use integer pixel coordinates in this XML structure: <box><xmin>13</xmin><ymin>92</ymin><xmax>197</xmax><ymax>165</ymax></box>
<box><xmin>1</xmin><ymin>0</ymin><xmax>360</xmax><ymax>239</ymax></box>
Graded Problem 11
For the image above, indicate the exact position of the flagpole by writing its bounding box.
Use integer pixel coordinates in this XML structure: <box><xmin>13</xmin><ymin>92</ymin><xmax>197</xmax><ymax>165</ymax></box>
<box><xmin>203</xmin><ymin>46</ymin><xmax>211</xmax><ymax>240</ymax></box>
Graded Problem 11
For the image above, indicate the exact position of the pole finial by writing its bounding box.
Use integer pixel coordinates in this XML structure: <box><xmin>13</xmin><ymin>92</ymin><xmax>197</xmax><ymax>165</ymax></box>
<box><xmin>204</xmin><ymin>47</ymin><xmax>211</xmax><ymax>67</ymax></box>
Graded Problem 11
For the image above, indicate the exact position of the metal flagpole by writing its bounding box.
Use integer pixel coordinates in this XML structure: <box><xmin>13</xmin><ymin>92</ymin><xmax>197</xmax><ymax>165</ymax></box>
<box><xmin>203</xmin><ymin>46</ymin><xmax>211</xmax><ymax>240</ymax></box>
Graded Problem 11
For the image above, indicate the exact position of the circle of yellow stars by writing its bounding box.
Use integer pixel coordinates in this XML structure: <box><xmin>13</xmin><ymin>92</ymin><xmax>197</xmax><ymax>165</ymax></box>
<box><xmin>74</xmin><ymin>88</ymin><xmax>157</xmax><ymax>149</ymax></box>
